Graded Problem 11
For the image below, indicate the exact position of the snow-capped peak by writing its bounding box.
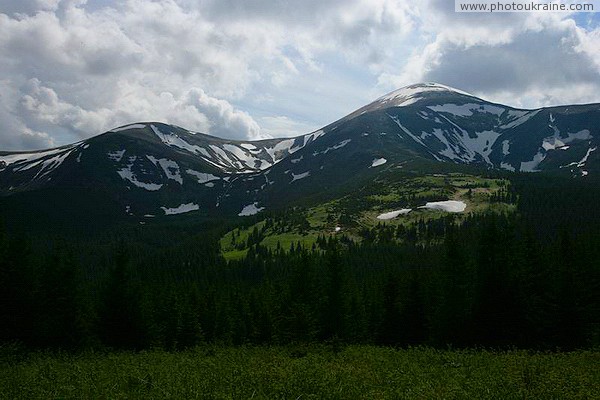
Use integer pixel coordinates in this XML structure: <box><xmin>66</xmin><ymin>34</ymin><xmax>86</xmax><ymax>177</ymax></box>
<box><xmin>375</xmin><ymin>83</ymin><xmax>475</xmax><ymax>107</ymax></box>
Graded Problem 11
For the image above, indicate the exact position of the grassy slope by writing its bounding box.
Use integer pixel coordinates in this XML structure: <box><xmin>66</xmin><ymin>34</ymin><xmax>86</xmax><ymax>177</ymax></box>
<box><xmin>2</xmin><ymin>346</ymin><xmax>598</xmax><ymax>399</ymax></box>
<box><xmin>220</xmin><ymin>174</ymin><xmax>515</xmax><ymax>260</ymax></box>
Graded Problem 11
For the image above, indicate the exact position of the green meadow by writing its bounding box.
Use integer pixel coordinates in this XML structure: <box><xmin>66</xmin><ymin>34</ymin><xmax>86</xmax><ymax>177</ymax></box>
<box><xmin>2</xmin><ymin>346</ymin><xmax>598</xmax><ymax>399</ymax></box>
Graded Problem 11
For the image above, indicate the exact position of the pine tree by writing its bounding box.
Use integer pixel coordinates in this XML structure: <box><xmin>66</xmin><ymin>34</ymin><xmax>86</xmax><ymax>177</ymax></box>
<box><xmin>37</xmin><ymin>245</ymin><xmax>87</xmax><ymax>348</ymax></box>
<box><xmin>378</xmin><ymin>276</ymin><xmax>402</xmax><ymax>345</ymax></box>
<box><xmin>320</xmin><ymin>250</ymin><xmax>347</xmax><ymax>340</ymax></box>
<box><xmin>99</xmin><ymin>244</ymin><xmax>146</xmax><ymax>349</ymax></box>
<box><xmin>0</xmin><ymin>231</ymin><xmax>35</xmax><ymax>345</ymax></box>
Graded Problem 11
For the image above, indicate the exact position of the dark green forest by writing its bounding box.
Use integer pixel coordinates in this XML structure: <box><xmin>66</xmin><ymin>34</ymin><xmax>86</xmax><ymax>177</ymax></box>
<box><xmin>1</xmin><ymin>174</ymin><xmax>599</xmax><ymax>352</ymax></box>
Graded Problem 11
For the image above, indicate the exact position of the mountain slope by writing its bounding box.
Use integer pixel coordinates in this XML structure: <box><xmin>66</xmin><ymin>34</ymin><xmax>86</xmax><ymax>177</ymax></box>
<box><xmin>0</xmin><ymin>83</ymin><xmax>599</xmax><ymax>221</ymax></box>
<box><xmin>226</xmin><ymin>83</ymin><xmax>600</xmax><ymax>213</ymax></box>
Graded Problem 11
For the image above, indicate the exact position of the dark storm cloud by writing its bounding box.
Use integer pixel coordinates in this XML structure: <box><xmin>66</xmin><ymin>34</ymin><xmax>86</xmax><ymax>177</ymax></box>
<box><xmin>424</xmin><ymin>28</ymin><xmax>600</xmax><ymax>95</ymax></box>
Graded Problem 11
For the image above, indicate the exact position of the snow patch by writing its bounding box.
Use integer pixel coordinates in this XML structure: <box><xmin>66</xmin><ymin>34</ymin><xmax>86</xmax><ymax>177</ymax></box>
<box><xmin>110</xmin><ymin>123</ymin><xmax>146</xmax><ymax>132</ymax></box>
<box><xmin>301</xmin><ymin>130</ymin><xmax>326</xmax><ymax>147</ymax></box>
<box><xmin>376</xmin><ymin>83</ymin><xmax>474</xmax><ymax>108</ymax></box>
<box><xmin>520</xmin><ymin>151</ymin><xmax>546</xmax><ymax>172</ymax></box>
<box><xmin>150</xmin><ymin>124</ymin><xmax>206</xmax><ymax>158</ymax></box>
<box><xmin>418</xmin><ymin>111</ymin><xmax>430</xmax><ymax>120</ymax></box>
<box><xmin>197</xmin><ymin>147</ymin><xmax>212</xmax><ymax>159</ymax></box>
<box><xmin>500</xmin><ymin>110</ymin><xmax>540</xmax><ymax>129</ymax></box>
<box><xmin>427</xmin><ymin>103</ymin><xmax>504</xmax><ymax>117</ymax></box>
<box><xmin>577</xmin><ymin>147</ymin><xmax>597</xmax><ymax>168</ymax></box>
<box><xmin>290</xmin><ymin>171</ymin><xmax>310</xmax><ymax>183</ymax></box>
<box><xmin>502</xmin><ymin>140</ymin><xmax>510</xmax><ymax>156</ymax></box>
<box><xmin>222</xmin><ymin>144</ymin><xmax>266</xmax><ymax>170</ymax></box>
<box><xmin>525</xmin><ymin>130</ymin><xmax>592</xmax><ymax>172</ymax></box>
<box><xmin>161</xmin><ymin>203</ymin><xmax>199</xmax><ymax>215</ymax></box>
<box><xmin>108</xmin><ymin>150</ymin><xmax>126</xmax><ymax>162</ymax></box>
<box><xmin>429</xmin><ymin>129</ymin><xmax>462</xmax><ymax>161</ymax></box>
<box><xmin>464</xmin><ymin>130</ymin><xmax>501</xmax><ymax>164</ymax></box>
<box><xmin>117</xmin><ymin>157</ymin><xmax>163</xmax><ymax>191</ymax></box>
<box><xmin>371</xmin><ymin>158</ymin><xmax>387</xmax><ymax>167</ymax></box>
<box><xmin>419</xmin><ymin>200</ymin><xmax>466</xmax><ymax>213</ymax></box>
<box><xmin>265</xmin><ymin>138</ymin><xmax>297</xmax><ymax>163</ymax></box>
<box><xmin>0</xmin><ymin>146</ymin><xmax>76</xmax><ymax>168</ymax></box>
<box><xmin>238</xmin><ymin>202</ymin><xmax>265</xmax><ymax>216</ymax></box>
<box><xmin>501</xmin><ymin>162</ymin><xmax>516</xmax><ymax>172</ymax></box>
<box><xmin>10</xmin><ymin>147</ymin><xmax>77</xmax><ymax>180</ymax></box>
<box><xmin>186</xmin><ymin>169</ymin><xmax>221</xmax><ymax>184</ymax></box>
<box><xmin>210</xmin><ymin>145</ymin><xmax>235</xmax><ymax>164</ymax></box>
<box><xmin>377</xmin><ymin>209</ymin><xmax>412</xmax><ymax>220</ymax></box>
<box><xmin>147</xmin><ymin>156</ymin><xmax>182</xmax><ymax>184</ymax></box>
<box><xmin>542</xmin><ymin>138</ymin><xmax>567</xmax><ymax>151</ymax></box>
<box><xmin>313</xmin><ymin>139</ymin><xmax>351</xmax><ymax>156</ymax></box>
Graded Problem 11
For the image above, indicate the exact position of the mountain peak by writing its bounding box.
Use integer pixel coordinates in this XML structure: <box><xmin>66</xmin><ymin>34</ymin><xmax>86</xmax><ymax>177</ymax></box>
<box><xmin>374</xmin><ymin>82</ymin><xmax>476</xmax><ymax>108</ymax></box>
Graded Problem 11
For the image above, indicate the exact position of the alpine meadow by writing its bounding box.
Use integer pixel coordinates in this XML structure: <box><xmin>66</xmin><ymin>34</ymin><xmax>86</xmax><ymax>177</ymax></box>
<box><xmin>1</xmin><ymin>1</ymin><xmax>600</xmax><ymax>398</ymax></box>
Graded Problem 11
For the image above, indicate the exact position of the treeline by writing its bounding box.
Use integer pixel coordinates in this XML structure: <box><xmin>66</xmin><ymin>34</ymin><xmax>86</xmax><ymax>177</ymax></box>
<box><xmin>1</xmin><ymin>211</ymin><xmax>598</xmax><ymax>351</ymax></box>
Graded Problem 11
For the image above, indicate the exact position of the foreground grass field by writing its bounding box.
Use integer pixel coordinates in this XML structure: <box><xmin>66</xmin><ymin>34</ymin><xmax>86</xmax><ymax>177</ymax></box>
<box><xmin>1</xmin><ymin>345</ymin><xmax>598</xmax><ymax>399</ymax></box>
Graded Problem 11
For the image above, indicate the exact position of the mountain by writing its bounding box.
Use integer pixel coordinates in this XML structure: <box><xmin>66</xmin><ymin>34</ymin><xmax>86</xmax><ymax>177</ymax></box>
<box><xmin>1</xmin><ymin>82</ymin><xmax>599</xmax><ymax>224</ymax></box>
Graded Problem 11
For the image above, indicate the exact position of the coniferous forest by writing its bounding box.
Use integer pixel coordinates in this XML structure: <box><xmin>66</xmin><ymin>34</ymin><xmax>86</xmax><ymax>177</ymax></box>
<box><xmin>1</xmin><ymin>174</ymin><xmax>599</xmax><ymax>352</ymax></box>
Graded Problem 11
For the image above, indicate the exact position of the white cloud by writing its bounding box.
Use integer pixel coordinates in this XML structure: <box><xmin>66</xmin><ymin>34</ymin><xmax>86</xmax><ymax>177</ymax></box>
<box><xmin>0</xmin><ymin>0</ymin><xmax>599</xmax><ymax>150</ymax></box>
<box><xmin>185</xmin><ymin>89</ymin><xmax>264</xmax><ymax>141</ymax></box>
<box><xmin>258</xmin><ymin>116</ymin><xmax>320</xmax><ymax>138</ymax></box>
<box><xmin>379</xmin><ymin>2</ymin><xmax>600</xmax><ymax>108</ymax></box>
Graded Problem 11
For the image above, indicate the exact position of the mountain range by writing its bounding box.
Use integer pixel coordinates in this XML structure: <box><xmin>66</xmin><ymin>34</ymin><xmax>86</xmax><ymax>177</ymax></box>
<box><xmin>1</xmin><ymin>82</ymin><xmax>598</xmax><ymax>224</ymax></box>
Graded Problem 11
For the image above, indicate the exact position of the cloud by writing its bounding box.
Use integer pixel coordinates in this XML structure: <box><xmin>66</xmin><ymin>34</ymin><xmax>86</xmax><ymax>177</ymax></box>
<box><xmin>185</xmin><ymin>89</ymin><xmax>264</xmax><ymax>141</ymax></box>
<box><xmin>0</xmin><ymin>0</ymin><xmax>419</xmax><ymax>149</ymax></box>
<box><xmin>0</xmin><ymin>1</ymin><xmax>284</xmax><ymax>148</ymax></box>
<box><xmin>17</xmin><ymin>78</ymin><xmax>111</xmax><ymax>136</ymax></box>
<box><xmin>379</xmin><ymin>3</ymin><xmax>600</xmax><ymax>108</ymax></box>
<box><xmin>258</xmin><ymin>116</ymin><xmax>320</xmax><ymax>138</ymax></box>
<box><xmin>0</xmin><ymin>0</ymin><xmax>61</xmax><ymax>16</ymax></box>
<box><xmin>0</xmin><ymin>0</ymin><xmax>599</xmax><ymax>150</ymax></box>
<box><xmin>0</xmin><ymin>84</ymin><xmax>55</xmax><ymax>150</ymax></box>
<box><xmin>11</xmin><ymin>78</ymin><xmax>265</xmax><ymax>144</ymax></box>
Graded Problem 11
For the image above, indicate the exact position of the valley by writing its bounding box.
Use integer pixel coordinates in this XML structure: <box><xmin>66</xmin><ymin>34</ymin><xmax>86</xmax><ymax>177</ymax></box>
<box><xmin>1</xmin><ymin>84</ymin><xmax>599</xmax><ymax>400</ymax></box>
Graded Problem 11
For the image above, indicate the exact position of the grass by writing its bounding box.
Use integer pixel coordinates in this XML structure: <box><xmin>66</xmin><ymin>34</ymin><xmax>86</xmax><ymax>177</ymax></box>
<box><xmin>260</xmin><ymin>232</ymin><xmax>320</xmax><ymax>251</ymax></box>
<box><xmin>306</xmin><ymin>204</ymin><xmax>337</xmax><ymax>228</ymax></box>
<box><xmin>218</xmin><ymin>174</ymin><xmax>513</xmax><ymax>259</ymax></box>
<box><xmin>220</xmin><ymin>221</ymin><xmax>266</xmax><ymax>260</ymax></box>
<box><xmin>1</xmin><ymin>346</ymin><xmax>598</xmax><ymax>399</ymax></box>
<box><xmin>221</xmin><ymin>248</ymin><xmax>249</xmax><ymax>261</ymax></box>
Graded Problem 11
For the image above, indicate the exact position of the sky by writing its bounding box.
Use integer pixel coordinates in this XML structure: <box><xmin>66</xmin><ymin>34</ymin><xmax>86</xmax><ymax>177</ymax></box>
<box><xmin>1</xmin><ymin>0</ymin><xmax>599</xmax><ymax>150</ymax></box>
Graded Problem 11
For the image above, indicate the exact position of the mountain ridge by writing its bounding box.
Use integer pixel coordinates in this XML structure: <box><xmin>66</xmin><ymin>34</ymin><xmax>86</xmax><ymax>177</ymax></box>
<box><xmin>1</xmin><ymin>82</ymin><xmax>599</xmax><ymax>221</ymax></box>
